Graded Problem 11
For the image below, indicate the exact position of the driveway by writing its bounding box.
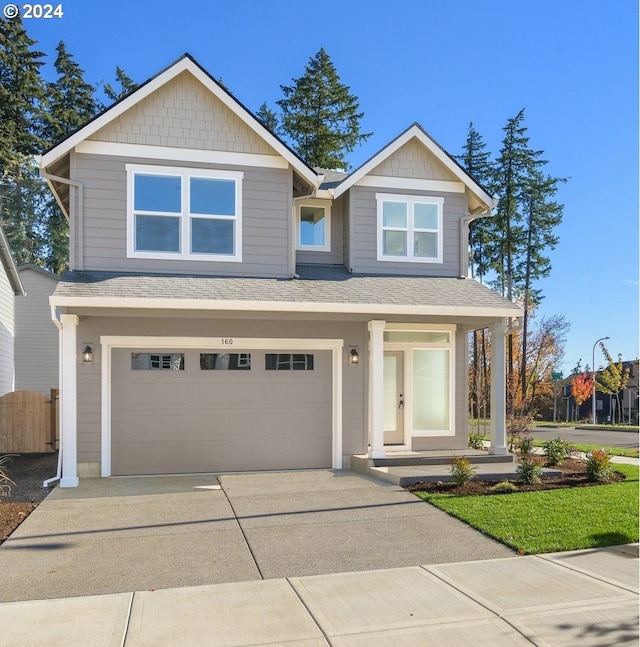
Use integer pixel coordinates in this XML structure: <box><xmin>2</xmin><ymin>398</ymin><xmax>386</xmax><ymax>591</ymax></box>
<box><xmin>0</xmin><ymin>470</ymin><xmax>513</xmax><ymax>602</ymax></box>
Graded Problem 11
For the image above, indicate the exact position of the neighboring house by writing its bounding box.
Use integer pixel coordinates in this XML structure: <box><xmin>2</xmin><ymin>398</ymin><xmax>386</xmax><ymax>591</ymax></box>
<box><xmin>563</xmin><ymin>360</ymin><xmax>639</xmax><ymax>424</ymax></box>
<box><xmin>15</xmin><ymin>264</ymin><xmax>60</xmax><ymax>395</ymax></box>
<box><xmin>38</xmin><ymin>54</ymin><xmax>521</xmax><ymax>487</ymax></box>
<box><xmin>0</xmin><ymin>227</ymin><xmax>25</xmax><ymax>396</ymax></box>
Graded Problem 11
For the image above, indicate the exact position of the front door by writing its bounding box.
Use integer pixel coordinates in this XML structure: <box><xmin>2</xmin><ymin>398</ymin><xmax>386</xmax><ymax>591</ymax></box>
<box><xmin>384</xmin><ymin>351</ymin><xmax>404</xmax><ymax>444</ymax></box>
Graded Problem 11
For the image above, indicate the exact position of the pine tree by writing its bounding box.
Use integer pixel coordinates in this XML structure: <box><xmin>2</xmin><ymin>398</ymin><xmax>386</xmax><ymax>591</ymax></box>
<box><xmin>277</xmin><ymin>48</ymin><xmax>371</xmax><ymax>170</ymax></box>
<box><xmin>102</xmin><ymin>66</ymin><xmax>137</xmax><ymax>106</ymax></box>
<box><xmin>255</xmin><ymin>102</ymin><xmax>279</xmax><ymax>133</ymax></box>
<box><xmin>0</xmin><ymin>16</ymin><xmax>47</xmax><ymax>264</ymax></box>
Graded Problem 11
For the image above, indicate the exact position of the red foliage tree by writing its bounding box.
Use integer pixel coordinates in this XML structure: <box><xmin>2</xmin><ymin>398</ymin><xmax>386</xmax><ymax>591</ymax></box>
<box><xmin>571</xmin><ymin>372</ymin><xmax>594</xmax><ymax>408</ymax></box>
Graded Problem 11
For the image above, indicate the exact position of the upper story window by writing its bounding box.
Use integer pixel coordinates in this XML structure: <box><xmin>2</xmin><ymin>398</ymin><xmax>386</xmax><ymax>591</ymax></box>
<box><xmin>376</xmin><ymin>193</ymin><xmax>443</xmax><ymax>263</ymax></box>
<box><xmin>296</xmin><ymin>200</ymin><xmax>330</xmax><ymax>252</ymax></box>
<box><xmin>126</xmin><ymin>164</ymin><xmax>243</xmax><ymax>262</ymax></box>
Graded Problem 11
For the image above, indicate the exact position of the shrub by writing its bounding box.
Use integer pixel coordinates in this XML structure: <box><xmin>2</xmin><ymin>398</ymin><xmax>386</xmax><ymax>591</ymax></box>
<box><xmin>450</xmin><ymin>457</ymin><xmax>476</xmax><ymax>486</ymax></box>
<box><xmin>517</xmin><ymin>459</ymin><xmax>542</xmax><ymax>485</ymax></box>
<box><xmin>490</xmin><ymin>480</ymin><xmax>519</xmax><ymax>494</ymax></box>
<box><xmin>468</xmin><ymin>432</ymin><xmax>485</xmax><ymax>450</ymax></box>
<box><xmin>519</xmin><ymin>436</ymin><xmax>534</xmax><ymax>458</ymax></box>
<box><xmin>586</xmin><ymin>449</ymin><xmax>614</xmax><ymax>482</ymax></box>
<box><xmin>0</xmin><ymin>455</ymin><xmax>16</xmax><ymax>497</ymax></box>
<box><xmin>507</xmin><ymin>416</ymin><xmax>532</xmax><ymax>453</ymax></box>
<box><xmin>543</xmin><ymin>437</ymin><xmax>575</xmax><ymax>466</ymax></box>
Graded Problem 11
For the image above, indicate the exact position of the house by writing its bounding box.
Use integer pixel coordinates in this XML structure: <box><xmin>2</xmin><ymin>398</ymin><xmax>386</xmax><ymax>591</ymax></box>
<box><xmin>0</xmin><ymin>226</ymin><xmax>25</xmax><ymax>396</ymax></box>
<box><xmin>38</xmin><ymin>54</ymin><xmax>521</xmax><ymax>487</ymax></box>
<box><xmin>15</xmin><ymin>264</ymin><xmax>60</xmax><ymax>395</ymax></box>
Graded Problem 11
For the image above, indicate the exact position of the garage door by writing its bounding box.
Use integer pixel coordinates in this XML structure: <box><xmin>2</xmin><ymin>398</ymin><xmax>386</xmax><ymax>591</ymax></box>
<box><xmin>111</xmin><ymin>348</ymin><xmax>332</xmax><ymax>475</ymax></box>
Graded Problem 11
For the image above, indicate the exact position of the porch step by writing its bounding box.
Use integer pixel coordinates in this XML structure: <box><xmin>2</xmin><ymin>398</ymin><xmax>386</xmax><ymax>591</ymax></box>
<box><xmin>365</xmin><ymin>449</ymin><xmax>516</xmax><ymax>468</ymax></box>
<box><xmin>350</xmin><ymin>453</ymin><xmax>562</xmax><ymax>487</ymax></box>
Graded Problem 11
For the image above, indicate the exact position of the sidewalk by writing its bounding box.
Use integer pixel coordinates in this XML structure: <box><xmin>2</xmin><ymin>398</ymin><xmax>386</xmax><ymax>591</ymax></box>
<box><xmin>2</xmin><ymin>544</ymin><xmax>637</xmax><ymax>646</ymax></box>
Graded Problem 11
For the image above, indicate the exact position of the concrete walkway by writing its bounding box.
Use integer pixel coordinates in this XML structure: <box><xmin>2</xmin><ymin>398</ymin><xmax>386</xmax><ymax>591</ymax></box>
<box><xmin>1</xmin><ymin>545</ymin><xmax>637</xmax><ymax>646</ymax></box>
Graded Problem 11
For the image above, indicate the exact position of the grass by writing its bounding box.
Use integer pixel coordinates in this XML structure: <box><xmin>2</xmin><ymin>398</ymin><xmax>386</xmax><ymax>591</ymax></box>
<box><xmin>413</xmin><ymin>464</ymin><xmax>639</xmax><ymax>555</ymax></box>
<box><xmin>529</xmin><ymin>440</ymin><xmax>639</xmax><ymax>459</ymax></box>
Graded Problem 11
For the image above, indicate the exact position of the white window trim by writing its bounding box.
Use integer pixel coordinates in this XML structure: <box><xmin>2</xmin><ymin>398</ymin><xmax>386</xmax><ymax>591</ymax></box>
<box><xmin>126</xmin><ymin>164</ymin><xmax>243</xmax><ymax>262</ymax></box>
<box><xmin>376</xmin><ymin>193</ymin><xmax>444</xmax><ymax>264</ymax></box>
<box><xmin>383</xmin><ymin>324</ymin><xmax>455</xmax><ymax>438</ymax></box>
<box><xmin>296</xmin><ymin>199</ymin><xmax>331</xmax><ymax>252</ymax></box>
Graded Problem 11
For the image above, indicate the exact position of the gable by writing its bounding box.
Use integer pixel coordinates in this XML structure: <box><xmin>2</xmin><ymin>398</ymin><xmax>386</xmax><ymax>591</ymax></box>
<box><xmin>368</xmin><ymin>138</ymin><xmax>460</xmax><ymax>183</ymax></box>
<box><xmin>88</xmin><ymin>71</ymin><xmax>278</xmax><ymax>156</ymax></box>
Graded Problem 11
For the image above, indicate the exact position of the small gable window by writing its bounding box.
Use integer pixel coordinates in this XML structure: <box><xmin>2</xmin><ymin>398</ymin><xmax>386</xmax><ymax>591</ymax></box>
<box><xmin>296</xmin><ymin>201</ymin><xmax>330</xmax><ymax>252</ymax></box>
<box><xmin>376</xmin><ymin>193</ymin><xmax>443</xmax><ymax>263</ymax></box>
<box><xmin>127</xmin><ymin>164</ymin><xmax>243</xmax><ymax>262</ymax></box>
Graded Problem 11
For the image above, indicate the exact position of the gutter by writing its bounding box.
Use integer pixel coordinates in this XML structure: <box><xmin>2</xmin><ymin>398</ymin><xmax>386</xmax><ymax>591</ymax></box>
<box><xmin>43</xmin><ymin>305</ymin><xmax>63</xmax><ymax>488</ymax></box>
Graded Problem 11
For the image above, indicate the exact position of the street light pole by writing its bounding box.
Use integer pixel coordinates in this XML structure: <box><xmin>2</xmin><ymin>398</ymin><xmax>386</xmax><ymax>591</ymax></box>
<box><xmin>592</xmin><ymin>336</ymin><xmax>610</xmax><ymax>424</ymax></box>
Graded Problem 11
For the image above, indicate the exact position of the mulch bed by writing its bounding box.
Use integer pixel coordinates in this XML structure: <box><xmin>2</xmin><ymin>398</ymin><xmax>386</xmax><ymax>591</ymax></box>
<box><xmin>405</xmin><ymin>457</ymin><xmax>625</xmax><ymax>496</ymax></box>
<box><xmin>1</xmin><ymin>452</ymin><xmax>58</xmax><ymax>545</ymax></box>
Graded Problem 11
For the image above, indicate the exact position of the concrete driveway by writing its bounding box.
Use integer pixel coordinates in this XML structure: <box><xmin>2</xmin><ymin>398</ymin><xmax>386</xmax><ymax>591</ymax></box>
<box><xmin>0</xmin><ymin>470</ymin><xmax>514</xmax><ymax>602</ymax></box>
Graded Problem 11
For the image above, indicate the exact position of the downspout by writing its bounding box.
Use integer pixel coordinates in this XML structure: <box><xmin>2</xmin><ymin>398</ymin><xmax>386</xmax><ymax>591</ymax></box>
<box><xmin>43</xmin><ymin>304</ymin><xmax>63</xmax><ymax>488</ymax></box>
<box><xmin>39</xmin><ymin>169</ymin><xmax>84</xmax><ymax>271</ymax></box>
<box><xmin>460</xmin><ymin>213</ymin><xmax>481</xmax><ymax>278</ymax></box>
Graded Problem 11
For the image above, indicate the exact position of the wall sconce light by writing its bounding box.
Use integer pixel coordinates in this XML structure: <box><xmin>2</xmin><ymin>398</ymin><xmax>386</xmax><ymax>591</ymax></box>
<box><xmin>350</xmin><ymin>348</ymin><xmax>360</xmax><ymax>365</ymax></box>
<box><xmin>82</xmin><ymin>344</ymin><xmax>94</xmax><ymax>364</ymax></box>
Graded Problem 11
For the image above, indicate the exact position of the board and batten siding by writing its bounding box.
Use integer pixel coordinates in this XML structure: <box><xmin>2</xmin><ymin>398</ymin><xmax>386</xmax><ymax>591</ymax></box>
<box><xmin>349</xmin><ymin>185</ymin><xmax>466</xmax><ymax>277</ymax></box>
<box><xmin>73</xmin><ymin>153</ymin><xmax>292</xmax><ymax>277</ymax></box>
<box><xmin>0</xmin><ymin>264</ymin><xmax>15</xmax><ymax>396</ymax></box>
<box><xmin>15</xmin><ymin>268</ymin><xmax>59</xmax><ymax>395</ymax></box>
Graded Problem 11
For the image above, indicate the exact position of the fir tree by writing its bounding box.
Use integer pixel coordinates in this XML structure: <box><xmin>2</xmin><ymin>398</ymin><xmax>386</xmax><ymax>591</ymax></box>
<box><xmin>102</xmin><ymin>65</ymin><xmax>137</xmax><ymax>106</ymax></box>
<box><xmin>255</xmin><ymin>101</ymin><xmax>279</xmax><ymax>133</ymax></box>
<box><xmin>277</xmin><ymin>48</ymin><xmax>371</xmax><ymax>170</ymax></box>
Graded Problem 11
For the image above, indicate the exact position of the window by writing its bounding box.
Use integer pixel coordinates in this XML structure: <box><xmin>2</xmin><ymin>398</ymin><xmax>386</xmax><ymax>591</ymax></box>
<box><xmin>131</xmin><ymin>353</ymin><xmax>184</xmax><ymax>370</ymax></box>
<box><xmin>127</xmin><ymin>164</ymin><xmax>243</xmax><ymax>262</ymax></box>
<box><xmin>200</xmin><ymin>353</ymin><xmax>251</xmax><ymax>370</ymax></box>
<box><xmin>297</xmin><ymin>201</ymin><xmax>330</xmax><ymax>252</ymax></box>
<box><xmin>376</xmin><ymin>193</ymin><xmax>443</xmax><ymax>263</ymax></box>
<box><xmin>265</xmin><ymin>354</ymin><xmax>314</xmax><ymax>371</ymax></box>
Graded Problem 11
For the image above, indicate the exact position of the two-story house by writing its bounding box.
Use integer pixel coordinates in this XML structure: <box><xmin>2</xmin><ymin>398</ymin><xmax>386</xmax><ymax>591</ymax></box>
<box><xmin>39</xmin><ymin>55</ymin><xmax>520</xmax><ymax>487</ymax></box>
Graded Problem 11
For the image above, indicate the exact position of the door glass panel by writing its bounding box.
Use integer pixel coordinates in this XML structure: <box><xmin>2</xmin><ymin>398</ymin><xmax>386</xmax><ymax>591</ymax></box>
<box><xmin>384</xmin><ymin>355</ymin><xmax>398</xmax><ymax>432</ymax></box>
<box><xmin>413</xmin><ymin>349</ymin><xmax>449</xmax><ymax>431</ymax></box>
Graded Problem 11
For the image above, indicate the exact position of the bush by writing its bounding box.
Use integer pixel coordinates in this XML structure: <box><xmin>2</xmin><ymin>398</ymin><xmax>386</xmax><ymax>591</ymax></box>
<box><xmin>543</xmin><ymin>437</ymin><xmax>575</xmax><ymax>466</ymax></box>
<box><xmin>586</xmin><ymin>449</ymin><xmax>614</xmax><ymax>482</ymax></box>
<box><xmin>468</xmin><ymin>432</ymin><xmax>485</xmax><ymax>450</ymax></box>
<box><xmin>519</xmin><ymin>436</ymin><xmax>534</xmax><ymax>458</ymax></box>
<box><xmin>0</xmin><ymin>455</ymin><xmax>16</xmax><ymax>497</ymax></box>
<box><xmin>517</xmin><ymin>459</ymin><xmax>542</xmax><ymax>485</ymax></box>
<box><xmin>450</xmin><ymin>457</ymin><xmax>476</xmax><ymax>486</ymax></box>
<box><xmin>507</xmin><ymin>416</ymin><xmax>533</xmax><ymax>453</ymax></box>
<box><xmin>490</xmin><ymin>480</ymin><xmax>519</xmax><ymax>494</ymax></box>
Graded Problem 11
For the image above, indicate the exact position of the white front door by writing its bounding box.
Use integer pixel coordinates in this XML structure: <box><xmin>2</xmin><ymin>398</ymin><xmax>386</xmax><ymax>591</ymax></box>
<box><xmin>384</xmin><ymin>351</ymin><xmax>404</xmax><ymax>444</ymax></box>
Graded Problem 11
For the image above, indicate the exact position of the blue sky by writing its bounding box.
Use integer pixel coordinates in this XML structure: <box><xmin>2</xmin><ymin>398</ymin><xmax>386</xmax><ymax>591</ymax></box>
<box><xmin>22</xmin><ymin>0</ymin><xmax>638</xmax><ymax>372</ymax></box>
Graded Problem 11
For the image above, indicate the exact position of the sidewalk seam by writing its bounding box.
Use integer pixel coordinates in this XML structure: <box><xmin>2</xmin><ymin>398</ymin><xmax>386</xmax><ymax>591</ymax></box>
<box><xmin>285</xmin><ymin>578</ymin><xmax>333</xmax><ymax>647</ymax></box>
<box><xmin>218</xmin><ymin>478</ymin><xmax>265</xmax><ymax>580</ymax></box>
<box><xmin>119</xmin><ymin>591</ymin><xmax>135</xmax><ymax>647</ymax></box>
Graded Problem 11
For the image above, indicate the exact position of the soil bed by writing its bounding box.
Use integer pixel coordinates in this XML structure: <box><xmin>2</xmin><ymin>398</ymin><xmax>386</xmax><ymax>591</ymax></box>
<box><xmin>405</xmin><ymin>457</ymin><xmax>624</xmax><ymax>496</ymax></box>
<box><xmin>1</xmin><ymin>452</ymin><xmax>58</xmax><ymax>545</ymax></box>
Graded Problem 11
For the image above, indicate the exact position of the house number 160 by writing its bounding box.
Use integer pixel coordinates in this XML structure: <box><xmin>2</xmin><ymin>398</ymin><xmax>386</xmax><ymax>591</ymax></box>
<box><xmin>221</xmin><ymin>338</ymin><xmax>234</xmax><ymax>345</ymax></box>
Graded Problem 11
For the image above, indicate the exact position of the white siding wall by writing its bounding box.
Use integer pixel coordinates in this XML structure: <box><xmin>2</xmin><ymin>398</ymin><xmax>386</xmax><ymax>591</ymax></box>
<box><xmin>15</xmin><ymin>268</ymin><xmax>59</xmax><ymax>395</ymax></box>
<box><xmin>0</xmin><ymin>265</ymin><xmax>15</xmax><ymax>396</ymax></box>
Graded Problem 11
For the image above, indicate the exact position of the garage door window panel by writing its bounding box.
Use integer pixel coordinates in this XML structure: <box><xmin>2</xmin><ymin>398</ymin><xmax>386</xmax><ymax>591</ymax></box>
<box><xmin>265</xmin><ymin>353</ymin><xmax>315</xmax><ymax>371</ymax></box>
<box><xmin>131</xmin><ymin>353</ymin><xmax>185</xmax><ymax>370</ymax></box>
<box><xmin>200</xmin><ymin>353</ymin><xmax>251</xmax><ymax>370</ymax></box>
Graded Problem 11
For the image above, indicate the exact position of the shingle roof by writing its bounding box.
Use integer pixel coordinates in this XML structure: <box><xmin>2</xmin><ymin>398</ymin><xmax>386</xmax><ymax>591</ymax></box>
<box><xmin>52</xmin><ymin>265</ymin><xmax>520</xmax><ymax>316</ymax></box>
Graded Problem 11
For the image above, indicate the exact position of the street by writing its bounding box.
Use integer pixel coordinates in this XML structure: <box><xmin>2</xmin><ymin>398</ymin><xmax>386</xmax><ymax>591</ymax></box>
<box><xmin>528</xmin><ymin>426</ymin><xmax>639</xmax><ymax>450</ymax></box>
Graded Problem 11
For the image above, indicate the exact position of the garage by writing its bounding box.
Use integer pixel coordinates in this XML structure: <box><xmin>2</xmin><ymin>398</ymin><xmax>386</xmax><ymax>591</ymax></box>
<box><xmin>110</xmin><ymin>346</ymin><xmax>333</xmax><ymax>475</ymax></box>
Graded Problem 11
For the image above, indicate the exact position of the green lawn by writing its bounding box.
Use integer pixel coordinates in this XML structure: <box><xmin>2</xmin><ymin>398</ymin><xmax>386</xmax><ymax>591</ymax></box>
<box><xmin>530</xmin><ymin>440</ymin><xmax>639</xmax><ymax>459</ymax></box>
<box><xmin>413</xmin><ymin>464</ymin><xmax>639</xmax><ymax>555</ymax></box>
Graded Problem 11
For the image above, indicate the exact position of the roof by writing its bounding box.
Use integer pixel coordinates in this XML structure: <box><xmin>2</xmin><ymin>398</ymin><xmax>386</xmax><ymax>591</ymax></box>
<box><xmin>332</xmin><ymin>123</ymin><xmax>496</xmax><ymax>215</ymax></box>
<box><xmin>0</xmin><ymin>227</ymin><xmax>25</xmax><ymax>296</ymax></box>
<box><xmin>18</xmin><ymin>264</ymin><xmax>60</xmax><ymax>281</ymax></box>
<box><xmin>39</xmin><ymin>53</ymin><xmax>320</xmax><ymax>188</ymax></box>
<box><xmin>51</xmin><ymin>265</ymin><xmax>521</xmax><ymax>318</ymax></box>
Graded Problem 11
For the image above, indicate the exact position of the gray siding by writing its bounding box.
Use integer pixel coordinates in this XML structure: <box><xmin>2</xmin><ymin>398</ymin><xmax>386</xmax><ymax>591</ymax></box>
<box><xmin>350</xmin><ymin>185</ymin><xmax>465</xmax><ymax>277</ymax></box>
<box><xmin>296</xmin><ymin>197</ymin><xmax>344</xmax><ymax>266</ymax></box>
<box><xmin>73</xmin><ymin>154</ymin><xmax>292</xmax><ymax>277</ymax></box>
<box><xmin>15</xmin><ymin>268</ymin><xmax>59</xmax><ymax>394</ymax></box>
<box><xmin>0</xmin><ymin>265</ymin><xmax>14</xmax><ymax>396</ymax></box>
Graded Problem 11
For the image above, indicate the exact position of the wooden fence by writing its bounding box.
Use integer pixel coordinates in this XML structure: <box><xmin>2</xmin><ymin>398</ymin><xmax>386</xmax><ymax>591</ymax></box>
<box><xmin>0</xmin><ymin>389</ymin><xmax>59</xmax><ymax>453</ymax></box>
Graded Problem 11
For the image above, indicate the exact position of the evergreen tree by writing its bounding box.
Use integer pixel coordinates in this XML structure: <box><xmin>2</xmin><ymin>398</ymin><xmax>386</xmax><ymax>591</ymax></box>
<box><xmin>255</xmin><ymin>101</ymin><xmax>279</xmax><ymax>133</ymax></box>
<box><xmin>102</xmin><ymin>65</ymin><xmax>137</xmax><ymax>106</ymax></box>
<box><xmin>0</xmin><ymin>16</ymin><xmax>47</xmax><ymax>264</ymax></box>
<box><xmin>277</xmin><ymin>48</ymin><xmax>371</xmax><ymax>170</ymax></box>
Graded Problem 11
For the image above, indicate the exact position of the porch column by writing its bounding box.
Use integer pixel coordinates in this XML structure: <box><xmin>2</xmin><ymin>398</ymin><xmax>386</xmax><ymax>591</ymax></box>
<box><xmin>489</xmin><ymin>321</ymin><xmax>508</xmax><ymax>455</ymax></box>
<box><xmin>368</xmin><ymin>320</ymin><xmax>386</xmax><ymax>459</ymax></box>
<box><xmin>60</xmin><ymin>314</ymin><xmax>79</xmax><ymax>487</ymax></box>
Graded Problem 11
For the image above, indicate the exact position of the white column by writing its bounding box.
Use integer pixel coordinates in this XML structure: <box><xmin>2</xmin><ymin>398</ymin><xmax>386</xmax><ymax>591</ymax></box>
<box><xmin>489</xmin><ymin>322</ymin><xmax>508</xmax><ymax>455</ymax></box>
<box><xmin>60</xmin><ymin>314</ymin><xmax>79</xmax><ymax>487</ymax></box>
<box><xmin>368</xmin><ymin>320</ymin><xmax>386</xmax><ymax>459</ymax></box>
